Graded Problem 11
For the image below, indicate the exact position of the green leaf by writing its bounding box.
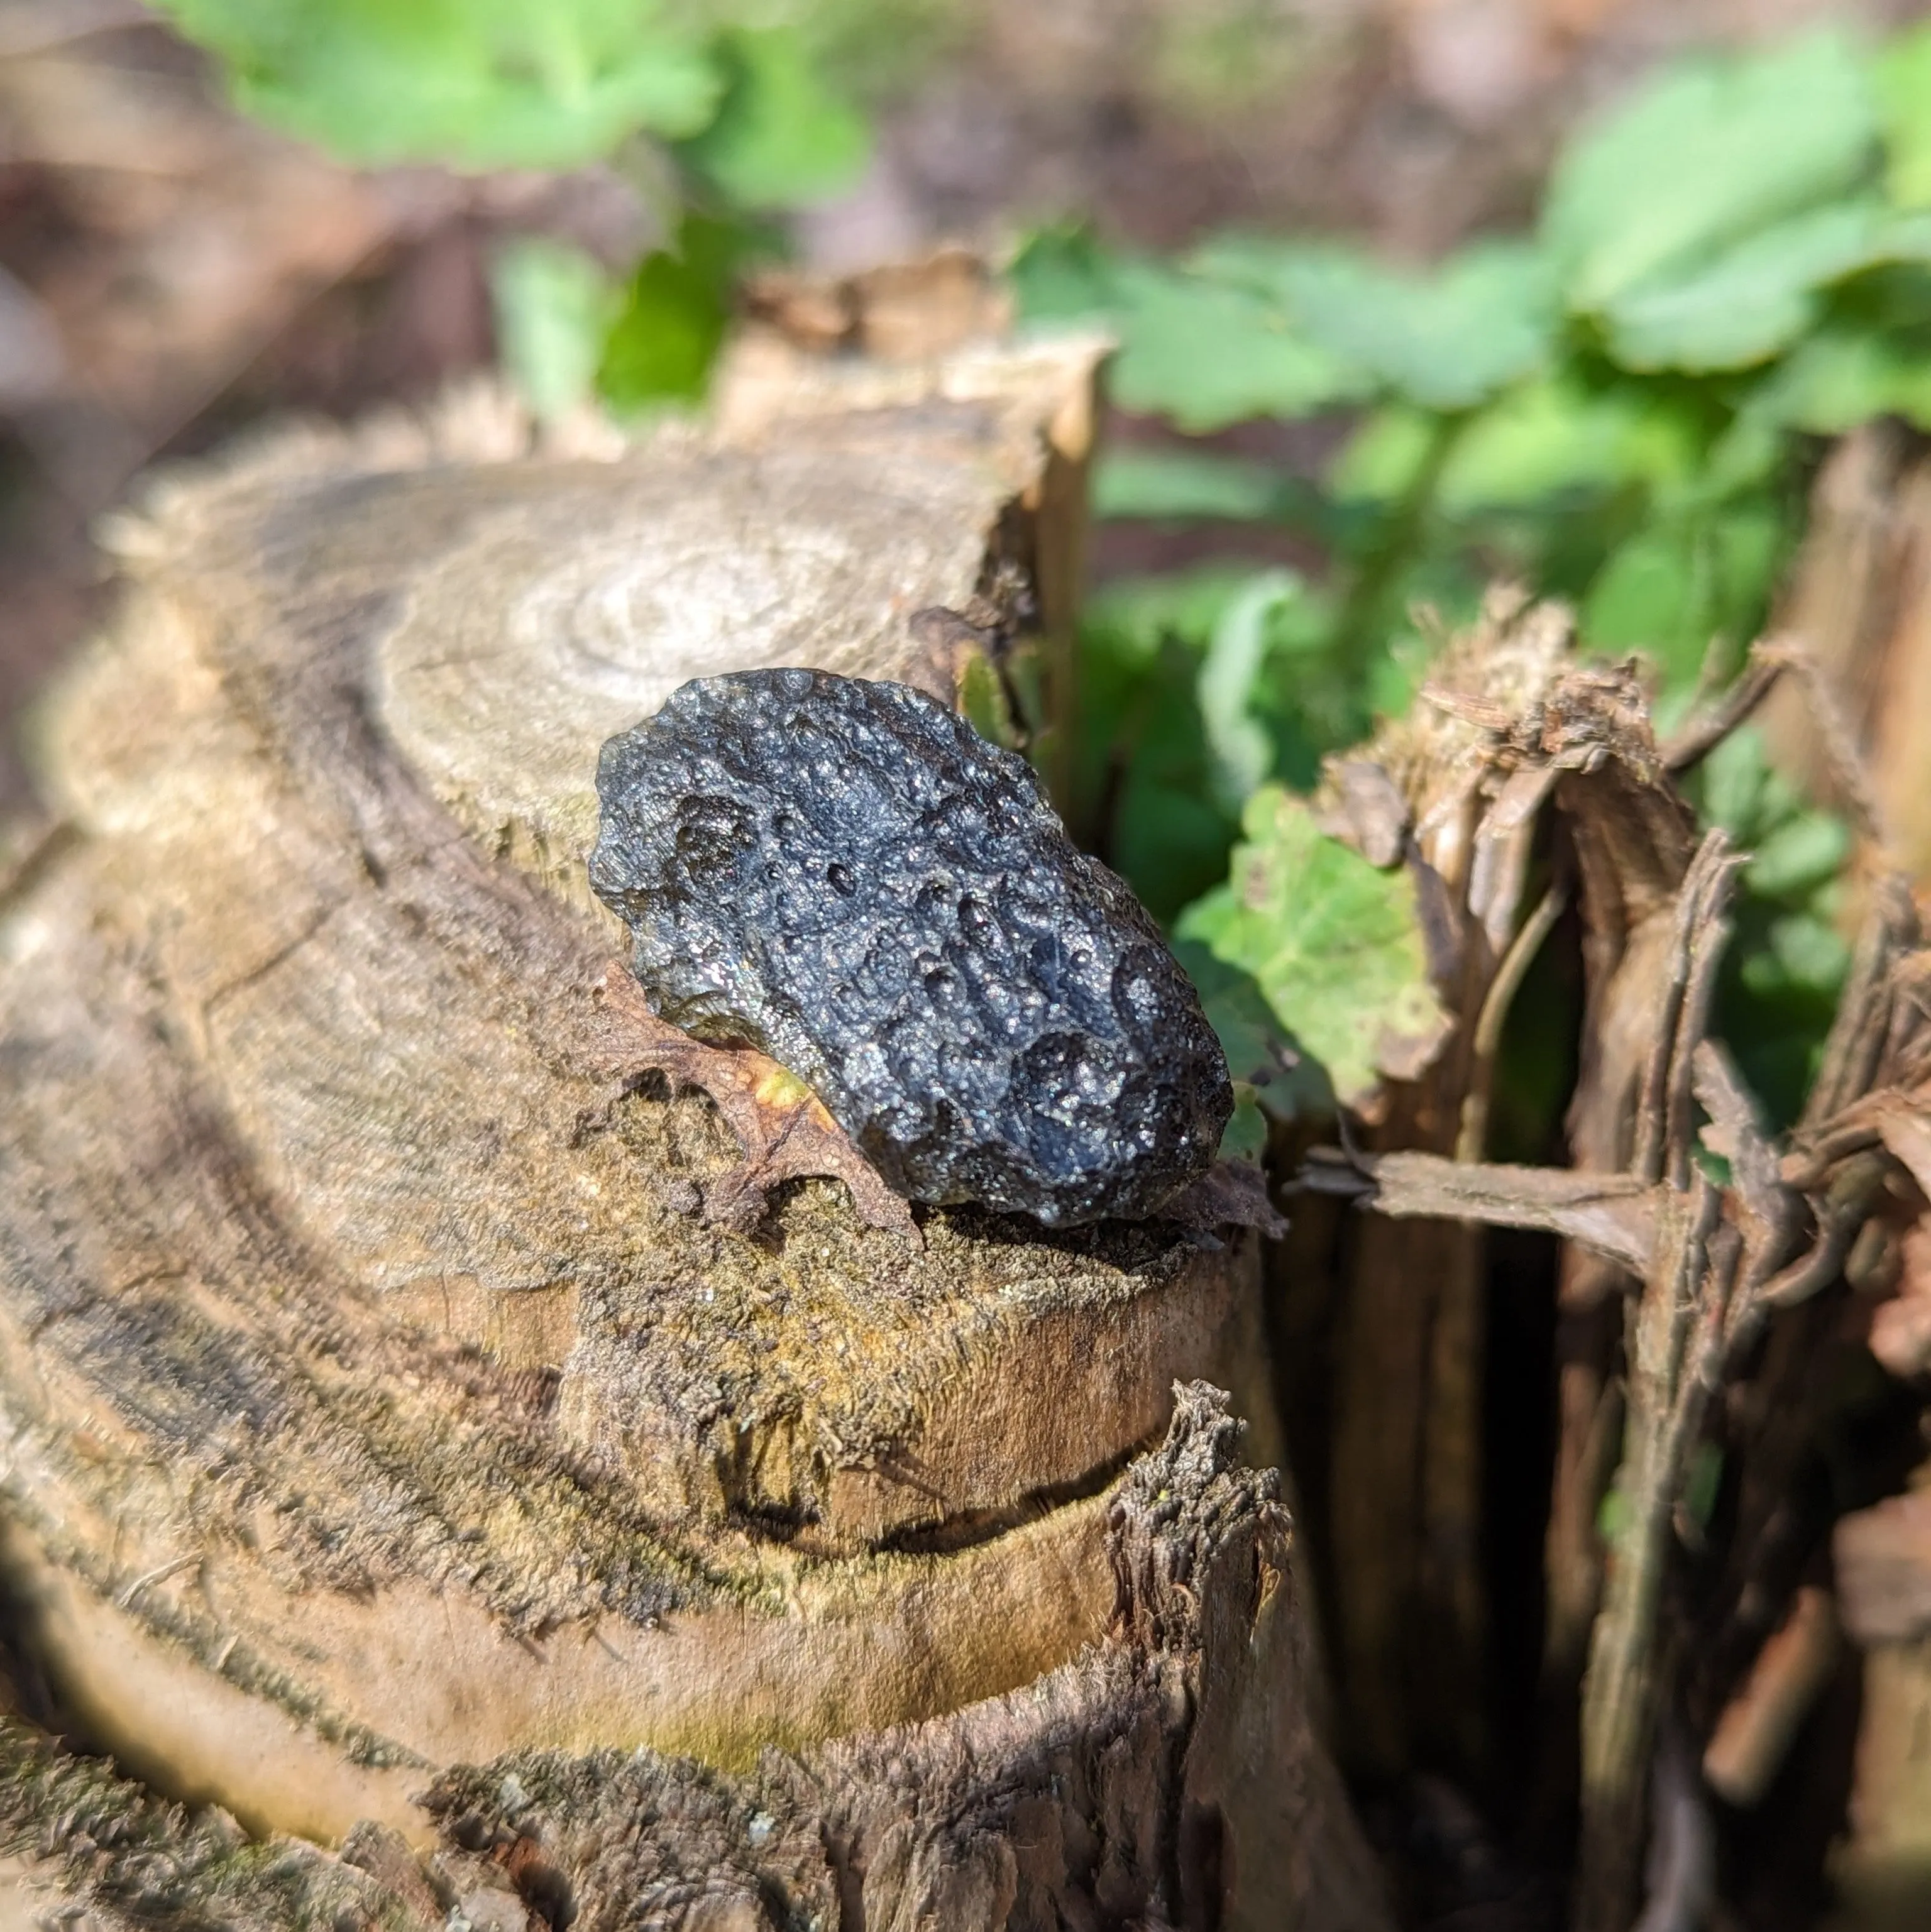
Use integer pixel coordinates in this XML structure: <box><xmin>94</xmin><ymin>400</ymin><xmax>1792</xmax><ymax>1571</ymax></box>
<box><xmin>1741</xmin><ymin>913</ymin><xmax>1852</xmax><ymax>998</ymax></box>
<box><xmin>1114</xmin><ymin>785</ymin><xmax>1240</xmax><ymax>926</ymax></box>
<box><xmin>1877</xmin><ymin>22</ymin><xmax>1931</xmax><ymax>209</ymax></box>
<box><xmin>1076</xmin><ymin>602</ymin><xmax>1241</xmax><ymax>923</ymax></box>
<box><xmin>1697</xmin><ymin>412</ymin><xmax>1788</xmax><ymax>502</ymax></box>
<box><xmin>1544</xmin><ymin>28</ymin><xmax>1879</xmax><ymax>310</ymax></box>
<box><xmin>1197</xmin><ymin>236</ymin><xmax>1560</xmax><ymax>410</ymax></box>
<box><xmin>1580</xmin><ymin>503</ymin><xmax>1783</xmax><ymax>693</ymax></box>
<box><xmin>1219</xmin><ymin>1088</ymin><xmax>1270</xmax><ymax>1162</ymax></box>
<box><xmin>1108</xmin><ymin>261</ymin><xmax>1366</xmax><ymax>431</ymax></box>
<box><xmin>1578</xmin><ymin>528</ymin><xmax>1693</xmax><ymax>669</ymax></box>
<box><xmin>157</xmin><ymin>0</ymin><xmax>722</xmax><ymax>170</ymax></box>
<box><xmin>1451</xmin><ymin>381</ymin><xmax>1705</xmax><ymax>507</ymax></box>
<box><xmin>1084</xmin><ymin>566</ymin><xmax>1267</xmax><ymax>657</ymax></box>
<box><xmin>1601</xmin><ymin>200</ymin><xmax>1890</xmax><ymax>371</ymax></box>
<box><xmin>490</xmin><ymin>237</ymin><xmax>619</xmax><ymax>424</ymax></box>
<box><xmin>1326</xmin><ymin>405</ymin><xmax>1438</xmax><ymax>504</ymax></box>
<box><xmin>1333</xmin><ymin>381</ymin><xmax>1705</xmax><ymax>513</ymax></box>
<box><xmin>1092</xmin><ymin>447</ymin><xmax>1280</xmax><ymax>522</ymax></box>
<box><xmin>1176</xmin><ymin>787</ymin><xmax>1450</xmax><ymax>1108</ymax></box>
<box><xmin>677</xmin><ymin>26</ymin><xmax>869</xmax><ymax>211</ymax></box>
<box><xmin>1174</xmin><ymin>940</ymin><xmax>1337</xmax><ymax>1122</ymax></box>
<box><xmin>1746</xmin><ymin>811</ymin><xmax>1852</xmax><ymax>899</ymax></box>
<box><xmin>1010</xmin><ymin>233</ymin><xmax>1364</xmax><ymax>431</ymax></box>
<box><xmin>1008</xmin><ymin>225</ymin><xmax>1121</xmax><ymax>323</ymax></box>
<box><xmin>596</xmin><ymin>214</ymin><xmax>743</xmax><ymax>411</ymax></box>
<box><xmin>1174</xmin><ymin>941</ymin><xmax>1280</xmax><ymax>1088</ymax></box>
<box><xmin>1695</xmin><ymin>727</ymin><xmax>1849</xmax><ymax>885</ymax></box>
<box><xmin>956</xmin><ymin>650</ymin><xmax>1021</xmax><ymax>752</ymax></box>
<box><xmin>1697</xmin><ymin>725</ymin><xmax>1777</xmax><ymax>840</ymax></box>
<box><xmin>1197</xmin><ymin>571</ymin><xmax>1301</xmax><ymax>809</ymax></box>
<box><xmin>1750</xmin><ymin>321</ymin><xmax>1931</xmax><ymax>432</ymax></box>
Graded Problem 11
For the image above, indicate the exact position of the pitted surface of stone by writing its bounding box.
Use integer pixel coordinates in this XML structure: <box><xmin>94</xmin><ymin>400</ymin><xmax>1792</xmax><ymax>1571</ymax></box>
<box><xmin>589</xmin><ymin>669</ymin><xmax>1232</xmax><ymax>1226</ymax></box>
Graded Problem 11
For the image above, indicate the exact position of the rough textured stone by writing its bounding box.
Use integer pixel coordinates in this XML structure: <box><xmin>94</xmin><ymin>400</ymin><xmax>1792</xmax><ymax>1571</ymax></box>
<box><xmin>589</xmin><ymin>669</ymin><xmax>1232</xmax><ymax>1226</ymax></box>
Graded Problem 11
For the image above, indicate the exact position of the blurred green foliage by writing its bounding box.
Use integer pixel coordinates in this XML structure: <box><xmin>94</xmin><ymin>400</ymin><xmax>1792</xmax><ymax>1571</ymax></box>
<box><xmin>1018</xmin><ymin>23</ymin><xmax>1931</xmax><ymax>1129</ymax></box>
<box><xmin>597</xmin><ymin>213</ymin><xmax>750</xmax><ymax>409</ymax></box>
<box><xmin>165</xmin><ymin>2</ymin><xmax>1925</xmax><ymax>1138</ymax></box>
<box><xmin>1690</xmin><ymin>729</ymin><xmax>1855</xmax><ymax>1124</ymax></box>
<box><xmin>1013</xmin><ymin>25</ymin><xmax>1931</xmax><ymax>727</ymax></box>
<box><xmin>675</xmin><ymin>26</ymin><xmax>870</xmax><ymax>211</ymax></box>
<box><xmin>157</xmin><ymin>0</ymin><xmax>879</xmax><ymax>420</ymax></box>
<box><xmin>157</xmin><ymin>0</ymin><xmax>727</xmax><ymax>168</ymax></box>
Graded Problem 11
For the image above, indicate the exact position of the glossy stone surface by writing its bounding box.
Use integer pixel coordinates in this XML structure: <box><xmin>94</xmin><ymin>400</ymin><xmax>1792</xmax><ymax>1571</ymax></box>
<box><xmin>588</xmin><ymin>669</ymin><xmax>1231</xmax><ymax>1226</ymax></box>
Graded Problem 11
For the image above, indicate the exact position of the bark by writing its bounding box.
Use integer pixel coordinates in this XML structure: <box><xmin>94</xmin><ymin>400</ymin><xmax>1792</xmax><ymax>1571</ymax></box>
<box><xmin>0</xmin><ymin>333</ymin><xmax>1377</xmax><ymax>1926</ymax></box>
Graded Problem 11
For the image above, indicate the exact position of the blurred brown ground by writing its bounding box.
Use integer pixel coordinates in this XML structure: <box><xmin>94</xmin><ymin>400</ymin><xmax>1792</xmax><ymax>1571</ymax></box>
<box><xmin>1</xmin><ymin>0</ymin><xmax>1924</xmax><ymax>808</ymax></box>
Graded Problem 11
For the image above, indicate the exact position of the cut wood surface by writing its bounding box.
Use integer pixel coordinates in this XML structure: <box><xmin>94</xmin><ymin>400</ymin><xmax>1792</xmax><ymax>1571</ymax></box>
<box><xmin>0</xmin><ymin>339</ymin><xmax>1376</xmax><ymax>1926</ymax></box>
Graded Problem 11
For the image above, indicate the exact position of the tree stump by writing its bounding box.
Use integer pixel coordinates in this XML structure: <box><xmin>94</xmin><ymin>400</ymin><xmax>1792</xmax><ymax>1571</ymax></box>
<box><xmin>0</xmin><ymin>343</ymin><xmax>1384</xmax><ymax>1928</ymax></box>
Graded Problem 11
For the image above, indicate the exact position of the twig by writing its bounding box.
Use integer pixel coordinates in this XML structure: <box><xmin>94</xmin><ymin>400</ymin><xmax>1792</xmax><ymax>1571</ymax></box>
<box><xmin>1576</xmin><ymin>836</ymin><xmax>1743</xmax><ymax>1932</ymax></box>
<box><xmin>1576</xmin><ymin>1168</ymin><xmax>1732</xmax><ymax>1932</ymax></box>
<box><xmin>1457</xmin><ymin>877</ymin><xmax>1568</xmax><ymax>1163</ymax></box>
<box><xmin>1312</xmin><ymin>1151</ymin><xmax>1656</xmax><ymax>1275</ymax></box>
<box><xmin>1660</xmin><ymin>647</ymin><xmax>1785</xmax><ymax>774</ymax></box>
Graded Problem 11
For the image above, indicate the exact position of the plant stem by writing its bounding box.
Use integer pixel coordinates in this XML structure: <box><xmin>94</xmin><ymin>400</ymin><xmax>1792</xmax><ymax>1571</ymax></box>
<box><xmin>1331</xmin><ymin>409</ymin><xmax>1468</xmax><ymax>671</ymax></box>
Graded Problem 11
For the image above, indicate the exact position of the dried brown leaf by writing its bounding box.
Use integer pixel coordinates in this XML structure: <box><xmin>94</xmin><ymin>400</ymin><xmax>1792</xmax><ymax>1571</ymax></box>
<box><xmin>1314</xmin><ymin>758</ymin><xmax>1410</xmax><ymax>870</ymax></box>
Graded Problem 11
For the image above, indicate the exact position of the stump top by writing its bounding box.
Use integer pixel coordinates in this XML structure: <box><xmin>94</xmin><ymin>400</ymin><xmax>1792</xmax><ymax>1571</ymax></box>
<box><xmin>25</xmin><ymin>356</ymin><xmax>1246</xmax><ymax>1558</ymax></box>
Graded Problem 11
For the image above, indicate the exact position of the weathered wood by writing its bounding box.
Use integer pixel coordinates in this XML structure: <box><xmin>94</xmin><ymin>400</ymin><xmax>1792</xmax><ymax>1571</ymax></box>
<box><xmin>1829</xmin><ymin>1479</ymin><xmax>1931</xmax><ymax>1931</ymax></box>
<box><xmin>1307</xmin><ymin>591</ymin><xmax>1578</xmax><ymax>1778</ymax></box>
<box><xmin>0</xmin><ymin>1390</ymin><xmax>1389</xmax><ymax>1931</ymax></box>
<box><xmin>0</xmin><ymin>338</ymin><xmax>1370</xmax><ymax>1924</ymax></box>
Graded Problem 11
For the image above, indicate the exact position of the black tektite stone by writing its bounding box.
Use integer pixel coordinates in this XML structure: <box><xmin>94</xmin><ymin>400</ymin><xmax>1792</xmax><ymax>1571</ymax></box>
<box><xmin>588</xmin><ymin>669</ymin><xmax>1232</xmax><ymax>1227</ymax></box>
